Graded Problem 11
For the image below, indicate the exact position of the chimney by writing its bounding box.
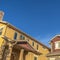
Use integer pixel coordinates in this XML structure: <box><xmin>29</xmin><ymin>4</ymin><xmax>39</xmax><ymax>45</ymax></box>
<box><xmin>0</xmin><ymin>11</ymin><xmax>4</xmax><ymax>21</ymax></box>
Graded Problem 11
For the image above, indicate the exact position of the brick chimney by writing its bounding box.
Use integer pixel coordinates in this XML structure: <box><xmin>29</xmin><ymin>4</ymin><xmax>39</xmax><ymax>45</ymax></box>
<box><xmin>0</xmin><ymin>11</ymin><xmax>4</xmax><ymax>21</ymax></box>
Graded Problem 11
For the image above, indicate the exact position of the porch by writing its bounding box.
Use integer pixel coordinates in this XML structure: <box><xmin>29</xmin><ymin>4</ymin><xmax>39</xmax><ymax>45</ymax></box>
<box><xmin>1</xmin><ymin>36</ymin><xmax>41</xmax><ymax>60</ymax></box>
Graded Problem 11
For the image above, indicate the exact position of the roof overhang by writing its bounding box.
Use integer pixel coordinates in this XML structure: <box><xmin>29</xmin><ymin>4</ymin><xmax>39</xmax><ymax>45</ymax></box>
<box><xmin>49</xmin><ymin>35</ymin><xmax>60</xmax><ymax>44</ymax></box>
<box><xmin>14</xmin><ymin>41</ymin><xmax>41</xmax><ymax>55</ymax></box>
<box><xmin>47</xmin><ymin>51</ymin><xmax>60</xmax><ymax>57</ymax></box>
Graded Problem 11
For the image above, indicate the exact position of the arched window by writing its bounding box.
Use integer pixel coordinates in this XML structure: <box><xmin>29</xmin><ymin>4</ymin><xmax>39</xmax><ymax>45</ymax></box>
<box><xmin>14</xmin><ymin>32</ymin><xmax>17</xmax><ymax>40</ymax></box>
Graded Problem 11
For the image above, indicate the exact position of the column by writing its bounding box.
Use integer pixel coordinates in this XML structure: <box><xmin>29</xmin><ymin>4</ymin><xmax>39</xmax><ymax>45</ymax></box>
<box><xmin>6</xmin><ymin>44</ymin><xmax>13</xmax><ymax>60</ymax></box>
<box><xmin>0</xmin><ymin>41</ymin><xmax>7</xmax><ymax>60</ymax></box>
<box><xmin>19</xmin><ymin>49</ymin><xmax>24</xmax><ymax>60</ymax></box>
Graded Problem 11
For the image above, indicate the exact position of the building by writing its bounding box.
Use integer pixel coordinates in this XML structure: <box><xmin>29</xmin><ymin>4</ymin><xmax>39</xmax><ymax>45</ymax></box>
<box><xmin>47</xmin><ymin>35</ymin><xmax>60</xmax><ymax>60</ymax></box>
<box><xmin>0</xmin><ymin>11</ymin><xmax>50</xmax><ymax>60</ymax></box>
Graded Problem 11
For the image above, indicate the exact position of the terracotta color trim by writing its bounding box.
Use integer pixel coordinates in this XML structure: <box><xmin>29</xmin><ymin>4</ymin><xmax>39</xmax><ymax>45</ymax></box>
<box><xmin>16</xmin><ymin>41</ymin><xmax>41</xmax><ymax>55</ymax></box>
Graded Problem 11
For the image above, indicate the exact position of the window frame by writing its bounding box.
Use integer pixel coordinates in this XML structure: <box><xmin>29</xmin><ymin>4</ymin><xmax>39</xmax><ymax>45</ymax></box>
<box><xmin>37</xmin><ymin>44</ymin><xmax>38</xmax><ymax>50</ymax></box>
<box><xmin>20</xmin><ymin>35</ymin><xmax>25</xmax><ymax>40</ymax></box>
<box><xmin>32</xmin><ymin>42</ymin><xmax>34</xmax><ymax>46</ymax></box>
<box><xmin>55</xmin><ymin>41</ymin><xmax>60</xmax><ymax>49</ymax></box>
<box><xmin>14</xmin><ymin>32</ymin><xmax>17</xmax><ymax>40</ymax></box>
<box><xmin>34</xmin><ymin>55</ymin><xmax>38</xmax><ymax>60</ymax></box>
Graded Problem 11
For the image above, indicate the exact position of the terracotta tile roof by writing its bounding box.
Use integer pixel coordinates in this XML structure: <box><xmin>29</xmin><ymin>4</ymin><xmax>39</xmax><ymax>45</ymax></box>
<box><xmin>15</xmin><ymin>41</ymin><xmax>41</xmax><ymax>55</ymax></box>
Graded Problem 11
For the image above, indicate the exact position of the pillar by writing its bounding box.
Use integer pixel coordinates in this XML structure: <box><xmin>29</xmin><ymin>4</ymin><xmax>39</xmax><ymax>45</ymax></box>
<box><xmin>19</xmin><ymin>49</ymin><xmax>24</xmax><ymax>60</ymax></box>
<box><xmin>0</xmin><ymin>41</ymin><xmax>7</xmax><ymax>60</ymax></box>
<box><xmin>6</xmin><ymin>44</ymin><xmax>13</xmax><ymax>60</ymax></box>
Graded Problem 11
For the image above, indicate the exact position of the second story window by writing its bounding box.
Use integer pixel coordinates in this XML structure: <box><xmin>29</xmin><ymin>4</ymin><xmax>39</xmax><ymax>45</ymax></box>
<box><xmin>55</xmin><ymin>41</ymin><xmax>60</xmax><ymax>49</ymax></box>
<box><xmin>32</xmin><ymin>42</ymin><xmax>34</xmax><ymax>46</ymax></box>
<box><xmin>28</xmin><ymin>39</ymin><xmax>29</xmax><ymax>41</ymax></box>
<box><xmin>0</xmin><ymin>28</ymin><xmax>3</xmax><ymax>35</ymax></box>
<box><xmin>43</xmin><ymin>46</ymin><xmax>46</xmax><ymax>49</ymax></box>
<box><xmin>14</xmin><ymin>32</ymin><xmax>17</xmax><ymax>40</ymax></box>
<box><xmin>20</xmin><ymin>35</ymin><xmax>25</xmax><ymax>40</ymax></box>
<box><xmin>37</xmin><ymin>45</ymin><xmax>38</xmax><ymax>50</ymax></box>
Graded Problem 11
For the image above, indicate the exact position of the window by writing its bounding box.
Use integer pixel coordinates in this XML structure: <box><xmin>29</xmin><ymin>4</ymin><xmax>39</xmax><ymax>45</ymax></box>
<box><xmin>27</xmin><ymin>39</ymin><xmax>29</xmax><ymax>41</ymax></box>
<box><xmin>58</xmin><ymin>42</ymin><xmax>60</xmax><ymax>47</ymax></box>
<box><xmin>28</xmin><ymin>39</ymin><xmax>29</xmax><ymax>41</ymax></box>
<box><xmin>14</xmin><ymin>32</ymin><xmax>17</xmax><ymax>40</ymax></box>
<box><xmin>37</xmin><ymin>45</ymin><xmax>38</xmax><ymax>50</ymax></box>
<box><xmin>32</xmin><ymin>42</ymin><xmax>34</xmax><ymax>46</ymax></box>
<box><xmin>0</xmin><ymin>28</ymin><xmax>3</xmax><ymax>35</ymax></box>
<box><xmin>55</xmin><ymin>41</ymin><xmax>60</xmax><ymax>49</ymax></box>
<box><xmin>43</xmin><ymin>46</ymin><xmax>46</xmax><ymax>49</ymax></box>
<box><xmin>34</xmin><ymin>56</ymin><xmax>37</xmax><ymax>60</ymax></box>
<box><xmin>20</xmin><ymin>35</ymin><xmax>25</xmax><ymax>40</ymax></box>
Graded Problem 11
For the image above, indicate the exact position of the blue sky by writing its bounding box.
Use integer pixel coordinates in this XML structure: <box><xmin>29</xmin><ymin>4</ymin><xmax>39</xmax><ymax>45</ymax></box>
<box><xmin>0</xmin><ymin>0</ymin><xmax>60</xmax><ymax>47</ymax></box>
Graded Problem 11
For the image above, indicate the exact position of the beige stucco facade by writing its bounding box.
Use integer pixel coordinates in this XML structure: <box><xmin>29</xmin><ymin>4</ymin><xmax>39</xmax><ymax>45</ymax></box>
<box><xmin>0</xmin><ymin>21</ymin><xmax>50</xmax><ymax>60</ymax></box>
<box><xmin>0</xmin><ymin>18</ymin><xmax>50</xmax><ymax>60</ymax></box>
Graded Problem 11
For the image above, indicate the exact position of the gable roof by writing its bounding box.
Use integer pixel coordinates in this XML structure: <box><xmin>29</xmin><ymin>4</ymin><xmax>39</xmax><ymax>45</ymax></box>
<box><xmin>0</xmin><ymin>21</ymin><xmax>50</xmax><ymax>51</ymax></box>
<box><xmin>50</xmin><ymin>35</ymin><xmax>60</xmax><ymax>43</ymax></box>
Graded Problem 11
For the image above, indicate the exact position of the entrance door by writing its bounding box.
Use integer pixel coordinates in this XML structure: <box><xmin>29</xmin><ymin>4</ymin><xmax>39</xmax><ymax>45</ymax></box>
<box><xmin>11</xmin><ymin>48</ymin><xmax>20</xmax><ymax>60</ymax></box>
<box><xmin>11</xmin><ymin>54</ymin><xmax>15</xmax><ymax>60</ymax></box>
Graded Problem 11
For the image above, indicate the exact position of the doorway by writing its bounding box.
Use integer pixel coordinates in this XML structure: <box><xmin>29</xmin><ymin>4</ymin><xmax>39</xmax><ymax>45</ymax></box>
<box><xmin>11</xmin><ymin>48</ymin><xmax>20</xmax><ymax>60</ymax></box>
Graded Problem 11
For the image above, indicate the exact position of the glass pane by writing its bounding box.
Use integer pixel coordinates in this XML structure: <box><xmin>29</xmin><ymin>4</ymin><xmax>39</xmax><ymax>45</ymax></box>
<box><xmin>58</xmin><ymin>42</ymin><xmax>60</xmax><ymax>48</ymax></box>
<box><xmin>34</xmin><ymin>57</ymin><xmax>37</xmax><ymax>60</ymax></box>
<box><xmin>20</xmin><ymin>35</ymin><xmax>25</xmax><ymax>40</ymax></box>
<box><xmin>32</xmin><ymin>42</ymin><xmax>34</xmax><ymax>46</ymax></box>
<box><xmin>14</xmin><ymin>32</ymin><xmax>17</xmax><ymax>40</ymax></box>
<box><xmin>37</xmin><ymin>45</ymin><xmax>38</xmax><ymax>50</ymax></box>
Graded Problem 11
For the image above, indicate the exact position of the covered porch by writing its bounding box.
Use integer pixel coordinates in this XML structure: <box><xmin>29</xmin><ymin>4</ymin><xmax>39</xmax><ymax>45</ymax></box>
<box><xmin>1</xmin><ymin>36</ymin><xmax>41</xmax><ymax>60</ymax></box>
